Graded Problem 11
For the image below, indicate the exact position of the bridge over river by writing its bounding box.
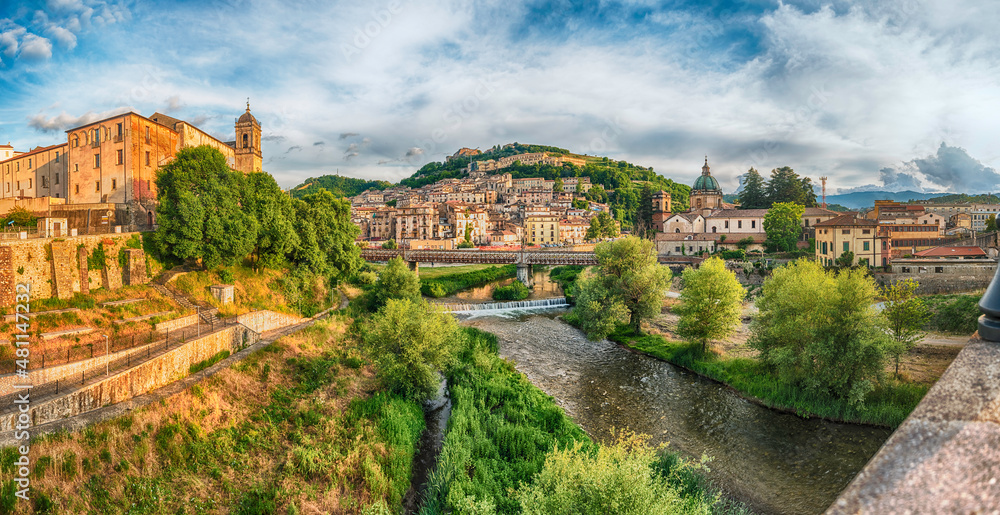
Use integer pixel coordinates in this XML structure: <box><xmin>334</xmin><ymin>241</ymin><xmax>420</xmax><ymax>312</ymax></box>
<box><xmin>360</xmin><ymin>248</ymin><xmax>701</xmax><ymax>285</ymax></box>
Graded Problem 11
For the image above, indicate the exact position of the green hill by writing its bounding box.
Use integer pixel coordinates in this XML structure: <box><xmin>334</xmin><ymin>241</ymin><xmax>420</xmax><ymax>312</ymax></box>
<box><xmin>922</xmin><ymin>193</ymin><xmax>1000</xmax><ymax>204</ymax></box>
<box><xmin>291</xmin><ymin>143</ymin><xmax>692</xmax><ymax>230</ymax></box>
<box><xmin>291</xmin><ymin>174</ymin><xmax>392</xmax><ymax>199</ymax></box>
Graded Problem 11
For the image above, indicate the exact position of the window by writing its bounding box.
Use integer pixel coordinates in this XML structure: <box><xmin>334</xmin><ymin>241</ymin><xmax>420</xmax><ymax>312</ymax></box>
<box><xmin>725</xmin><ymin>220</ymin><xmax>729</xmax><ymax>229</ymax></box>
<box><xmin>93</xmin><ymin>128</ymin><xmax>100</xmax><ymax>142</ymax></box>
<box><xmin>27</xmin><ymin>158</ymin><xmax>31</xmax><ymax>169</ymax></box>
<box><xmin>55</xmin><ymin>173</ymin><xmax>59</xmax><ymax>185</ymax></box>
<box><xmin>74</xmin><ymin>184</ymin><xmax>79</xmax><ymax>194</ymax></box>
<box><xmin>41</xmin><ymin>177</ymin><xmax>47</xmax><ymax>188</ymax></box>
<box><xmin>737</xmin><ymin>220</ymin><xmax>742</xmax><ymax>229</ymax></box>
<box><xmin>74</xmin><ymin>164</ymin><xmax>78</xmax><ymax>172</ymax></box>
<box><xmin>15</xmin><ymin>181</ymin><xmax>19</xmax><ymax>190</ymax></box>
<box><xmin>95</xmin><ymin>181</ymin><xmax>100</xmax><ymax>192</ymax></box>
<box><xmin>27</xmin><ymin>179</ymin><xmax>31</xmax><ymax>189</ymax></box>
<box><xmin>145</xmin><ymin>126</ymin><xmax>150</xmax><ymax>143</ymax></box>
<box><xmin>145</xmin><ymin>151</ymin><xmax>150</xmax><ymax>166</ymax></box>
<box><xmin>822</xmin><ymin>241</ymin><xmax>828</xmax><ymax>254</ymax></box>
<box><xmin>116</xmin><ymin>123</ymin><xmax>123</xmax><ymax>139</ymax></box>
<box><xmin>935</xmin><ymin>267</ymin><xmax>944</xmax><ymax>273</ymax></box>
<box><xmin>117</xmin><ymin>149</ymin><xmax>123</xmax><ymax>165</ymax></box>
<box><xmin>862</xmin><ymin>229</ymin><xmax>871</xmax><ymax>235</ymax></box>
<box><xmin>751</xmin><ymin>220</ymin><xmax>756</xmax><ymax>229</ymax></box>
<box><xmin>843</xmin><ymin>242</ymin><xmax>849</xmax><ymax>252</ymax></box>
<box><xmin>94</xmin><ymin>154</ymin><xmax>100</xmax><ymax>168</ymax></box>
<box><xmin>863</xmin><ymin>241</ymin><xmax>870</xmax><ymax>251</ymax></box>
<box><xmin>55</xmin><ymin>151</ymin><xmax>59</xmax><ymax>162</ymax></box>
<box><xmin>111</xmin><ymin>178</ymin><xmax>117</xmax><ymax>190</ymax></box>
<box><xmin>902</xmin><ymin>267</ymin><xmax>911</xmax><ymax>273</ymax></box>
<box><xmin>842</xmin><ymin>229</ymin><xmax>850</xmax><ymax>235</ymax></box>
<box><xmin>73</xmin><ymin>136</ymin><xmax>79</xmax><ymax>148</ymax></box>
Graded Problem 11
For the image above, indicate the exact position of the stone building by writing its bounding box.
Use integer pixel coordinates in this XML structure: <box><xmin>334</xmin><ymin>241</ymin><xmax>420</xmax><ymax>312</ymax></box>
<box><xmin>814</xmin><ymin>214</ymin><xmax>889</xmax><ymax>267</ymax></box>
<box><xmin>0</xmin><ymin>143</ymin><xmax>68</xmax><ymax>200</ymax></box>
<box><xmin>689</xmin><ymin>157</ymin><xmax>724</xmax><ymax>212</ymax></box>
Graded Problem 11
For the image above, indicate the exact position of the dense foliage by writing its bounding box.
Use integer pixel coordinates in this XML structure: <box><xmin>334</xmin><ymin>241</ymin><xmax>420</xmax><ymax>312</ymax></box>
<box><xmin>750</xmin><ymin>259</ymin><xmax>890</xmax><ymax>406</ymax></box>
<box><xmin>155</xmin><ymin>146</ymin><xmax>361</xmax><ymax>280</ymax></box>
<box><xmin>492</xmin><ymin>281</ymin><xmax>531</xmax><ymax>301</ymax></box>
<box><xmin>763</xmin><ymin>202</ymin><xmax>805</xmax><ymax>252</ymax></box>
<box><xmin>370</xmin><ymin>257</ymin><xmax>422</xmax><ymax>310</ymax></box>
<box><xmin>585</xmin><ymin>211</ymin><xmax>619</xmax><ymax>240</ymax></box>
<box><xmin>1</xmin><ymin>205</ymin><xmax>38</xmax><ymax>229</ymax></box>
<box><xmin>549</xmin><ymin>265</ymin><xmax>585</xmax><ymax>302</ymax></box>
<box><xmin>362</xmin><ymin>298</ymin><xmax>460</xmax><ymax>401</ymax></box>
<box><xmin>290</xmin><ymin>174</ymin><xmax>392</xmax><ymax>199</ymax></box>
<box><xmin>676</xmin><ymin>257</ymin><xmax>746</xmax><ymax>354</ymax></box>
<box><xmin>738</xmin><ymin>167</ymin><xmax>818</xmax><ymax>209</ymax></box>
<box><xmin>921</xmin><ymin>293</ymin><xmax>981</xmax><ymax>334</ymax></box>
<box><xmin>880</xmin><ymin>279</ymin><xmax>930</xmax><ymax>376</ymax></box>
<box><xmin>572</xmin><ymin>237</ymin><xmax>672</xmax><ymax>338</ymax></box>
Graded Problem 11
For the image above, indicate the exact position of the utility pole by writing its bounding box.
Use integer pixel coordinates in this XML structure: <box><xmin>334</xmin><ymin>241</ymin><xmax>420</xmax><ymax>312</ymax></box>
<box><xmin>820</xmin><ymin>177</ymin><xmax>828</xmax><ymax>210</ymax></box>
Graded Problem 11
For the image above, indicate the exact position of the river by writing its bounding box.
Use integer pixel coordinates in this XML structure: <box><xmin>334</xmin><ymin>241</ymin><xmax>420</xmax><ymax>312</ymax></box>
<box><xmin>462</xmin><ymin>313</ymin><xmax>892</xmax><ymax>515</ymax></box>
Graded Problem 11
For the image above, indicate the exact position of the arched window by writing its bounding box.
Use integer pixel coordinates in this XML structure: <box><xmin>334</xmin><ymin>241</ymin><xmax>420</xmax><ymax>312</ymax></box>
<box><xmin>675</xmin><ymin>228</ymin><xmax>680</xmax><ymax>233</ymax></box>
<box><xmin>243</xmin><ymin>134</ymin><xmax>248</xmax><ymax>148</ymax></box>
<box><xmin>712</xmin><ymin>226</ymin><xmax>717</xmax><ymax>233</ymax></box>
<box><xmin>148</xmin><ymin>212</ymin><xmax>154</xmax><ymax>226</ymax></box>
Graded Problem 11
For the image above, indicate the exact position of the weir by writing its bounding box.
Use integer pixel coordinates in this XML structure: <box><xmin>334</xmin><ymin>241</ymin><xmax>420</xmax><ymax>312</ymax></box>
<box><xmin>437</xmin><ymin>297</ymin><xmax>568</xmax><ymax>313</ymax></box>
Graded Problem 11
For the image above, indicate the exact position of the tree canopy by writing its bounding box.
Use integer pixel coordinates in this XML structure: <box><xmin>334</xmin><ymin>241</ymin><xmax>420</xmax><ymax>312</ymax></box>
<box><xmin>738</xmin><ymin>168</ymin><xmax>768</xmax><ymax>209</ymax></box>
<box><xmin>572</xmin><ymin>236</ymin><xmax>672</xmax><ymax>338</ymax></box>
<box><xmin>737</xmin><ymin>166</ymin><xmax>817</xmax><ymax>209</ymax></box>
<box><xmin>675</xmin><ymin>257</ymin><xmax>746</xmax><ymax>354</ymax></box>
<box><xmin>585</xmin><ymin>212</ymin><xmax>619</xmax><ymax>240</ymax></box>
<box><xmin>763</xmin><ymin>202</ymin><xmax>805</xmax><ymax>252</ymax></box>
<box><xmin>880</xmin><ymin>278</ymin><xmax>930</xmax><ymax>377</ymax></box>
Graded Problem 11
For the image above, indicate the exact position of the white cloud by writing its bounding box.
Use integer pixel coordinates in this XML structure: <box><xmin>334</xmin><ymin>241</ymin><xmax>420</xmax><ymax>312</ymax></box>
<box><xmin>18</xmin><ymin>33</ymin><xmax>52</xmax><ymax>60</ymax></box>
<box><xmin>45</xmin><ymin>25</ymin><xmax>76</xmax><ymax>49</ymax></box>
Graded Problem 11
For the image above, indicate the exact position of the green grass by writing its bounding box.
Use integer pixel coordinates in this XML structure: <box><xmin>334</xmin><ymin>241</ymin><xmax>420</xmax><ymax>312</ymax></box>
<box><xmin>189</xmin><ymin>349</ymin><xmax>231</xmax><ymax>374</ymax></box>
<box><xmin>419</xmin><ymin>328</ymin><xmax>751</xmax><ymax>515</ymax></box>
<box><xmin>420</xmin><ymin>265</ymin><xmax>516</xmax><ymax>298</ymax></box>
<box><xmin>610</xmin><ymin>330</ymin><xmax>927</xmax><ymax>428</ymax></box>
<box><xmin>417</xmin><ymin>264</ymin><xmax>499</xmax><ymax>280</ymax></box>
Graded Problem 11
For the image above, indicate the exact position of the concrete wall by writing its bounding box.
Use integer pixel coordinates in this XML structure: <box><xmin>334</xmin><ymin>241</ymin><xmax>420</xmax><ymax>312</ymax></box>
<box><xmin>0</xmin><ymin>324</ymin><xmax>258</xmax><ymax>431</ymax></box>
<box><xmin>237</xmin><ymin>310</ymin><xmax>304</xmax><ymax>333</ymax></box>
<box><xmin>874</xmin><ymin>271</ymin><xmax>994</xmax><ymax>294</ymax></box>
<box><xmin>0</xmin><ymin>232</ymin><xmax>145</xmax><ymax>306</ymax></box>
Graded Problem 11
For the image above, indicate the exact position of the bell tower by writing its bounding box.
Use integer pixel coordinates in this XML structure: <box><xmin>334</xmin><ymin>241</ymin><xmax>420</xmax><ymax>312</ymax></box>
<box><xmin>235</xmin><ymin>99</ymin><xmax>262</xmax><ymax>173</ymax></box>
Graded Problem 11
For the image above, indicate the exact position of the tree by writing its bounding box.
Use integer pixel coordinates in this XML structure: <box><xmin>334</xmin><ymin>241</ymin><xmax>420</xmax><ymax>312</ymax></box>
<box><xmin>2</xmin><ymin>206</ymin><xmax>37</xmax><ymax>228</ymax></box>
<box><xmin>291</xmin><ymin>189</ymin><xmax>362</xmax><ymax>279</ymax></box>
<box><xmin>244</xmin><ymin>172</ymin><xmax>298</xmax><ymax>271</ymax></box>
<box><xmin>987</xmin><ymin>214</ymin><xmax>998</xmax><ymax>233</ymax></box>
<box><xmin>363</xmin><ymin>298</ymin><xmax>460</xmax><ymax>401</ymax></box>
<box><xmin>155</xmin><ymin>146</ymin><xmax>258</xmax><ymax>270</ymax></box>
<box><xmin>765</xmin><ymin>167</ymin><xmax>817</xmax><ymax>207</ymax></box>
<box><xmin>750</xmin><ymin>260</ymin><xmax>890</xmax><ymax>405</ymax></box>
<box><xmin>572</xmin><ymin>236</ymin><xmax>672</xmax><ymax>337</ymax></box>
<box><xmin>586</xmin><ymin>185</ymin><xmax>608</xmax><ymax>203</ymax></box>
<box><xmin>763</xmin><ymin>202</ymin><xmax>805</xmax><ymax>252</ymax></box>
<box><xmin>880</xmin><ymin>279</ymin><xmax>930</xmax><ymax>377</ymax></box>
<box><xmin>835</xmin><ymin>250</ymin><xmax>855</xmax><ymax>268</ymax></box>
<box><xmin>382</xmin><ymin>239</ymin><xmax>398</xmax><ymax>249</ymax></box>
<box><xmin>572</xmin><ymin>198</ymin><xmax>588</xmax><ymax>210</ymax></box>
<box><xmin>634</xmin><ymin>184</ymin><xmax>655</xmax><ymax>239</ymax></box>
<box><xmin>585</xmin><ymin>212</ymin><xmax>618</xmax><ymax>240</ymax></box>
<box><xmin>553</xmin><ymin>177</ymin><xmax>564</xmax><ymax>192</ymax></box>
<box><xmin>675</xmin><ymin>257</ymin><xmax>746</xmax><ymax>354</ymax></box>
<box><xmin>738</xmin><ymin>168</ymin><xmax>768</xmax><ymax>209</ymax></box>
<box><xmin>371</xmin><ymin>256</ymin><xmax>421</xmax><ymax>310</ymax></box>
<box><xmin>575</xmin><ymin>180</ymin><xmax>584</xmax><ymax>195</ymax></box>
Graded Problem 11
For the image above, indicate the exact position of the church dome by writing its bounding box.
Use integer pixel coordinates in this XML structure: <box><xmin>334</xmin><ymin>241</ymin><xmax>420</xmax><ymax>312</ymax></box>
<box><xmin>692</xmin><ymin>174</ymin><xmax>720</xmax><ymax>191</ymax></box>
<box><xmin>237</xmin><ymin>99</ymin><xmax>258</xmax><ymax>124</ymax></box>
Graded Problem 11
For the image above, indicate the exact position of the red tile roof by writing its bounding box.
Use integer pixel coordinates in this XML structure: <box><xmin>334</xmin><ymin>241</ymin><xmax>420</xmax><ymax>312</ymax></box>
<box><xmin>813</xmin><ymin>213</ymin><xmax>879</xmax><ymax>227</ymax></box>
<box><xmin>913</xmin><ymin>246</ymin><xmax>987</xmax><ymax>258</ymax></box>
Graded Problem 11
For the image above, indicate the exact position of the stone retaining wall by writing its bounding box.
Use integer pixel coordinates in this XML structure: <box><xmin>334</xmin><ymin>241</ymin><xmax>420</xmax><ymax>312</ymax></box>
<box><xmin>0</xmin><ymin>324</ymin><xmax>259</xmax><ymax>431</ymax></box>
<box><xmin>236</xmin><ymin>310</ymin><xmax>304</xmax><ymax>333</ymax></box>
<box><xmin>155</xmin><ymin>314</ymin><xmax>198</xmax><ymax>332</ymax></box>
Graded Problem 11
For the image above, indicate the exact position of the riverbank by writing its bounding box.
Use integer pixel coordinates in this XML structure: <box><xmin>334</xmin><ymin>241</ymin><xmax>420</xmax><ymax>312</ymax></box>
<box><xmin>420</xmin><ymin>326</ymin><xmax>747</xmax><ymax>514</ymax></box>
<box><xmin>469</xmin><ymin>314</ymin><xmax>889</xmax><ymax>514</ymax></box>
<box><xmin>420</xmin><ymin>265</ymin><xmax>516</xmax><ymax>297</ymax></box>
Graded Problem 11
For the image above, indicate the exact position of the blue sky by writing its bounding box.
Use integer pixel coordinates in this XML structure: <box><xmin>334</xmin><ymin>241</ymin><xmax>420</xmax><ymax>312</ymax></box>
<box><xmin>2</xmin><ymin>0</ymin><xmax>1000</xmax><ymax>194</ymax></box>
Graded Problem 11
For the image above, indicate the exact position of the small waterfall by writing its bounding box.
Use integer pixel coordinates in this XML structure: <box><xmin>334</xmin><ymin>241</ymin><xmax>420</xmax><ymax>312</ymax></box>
<box><xmin>437</xmin><ymin>297</ymin><xmax>569</xmax><ymax>313</ymax></box>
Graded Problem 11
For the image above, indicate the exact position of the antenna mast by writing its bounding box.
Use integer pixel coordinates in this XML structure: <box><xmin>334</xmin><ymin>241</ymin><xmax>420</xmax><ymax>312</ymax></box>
<box><xmin>820</xmin><ymin>176</ymin><xmax>828</xmax><ymax>209</ymax></box>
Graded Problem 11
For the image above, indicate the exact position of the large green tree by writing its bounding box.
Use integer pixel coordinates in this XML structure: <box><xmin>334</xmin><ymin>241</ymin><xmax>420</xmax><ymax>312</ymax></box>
<box><xmin>676</xmin><ymin>257</ymin><xmax>746</xmax><ymax>354</ymax></box>
<box><xmin>290</xmin><ymin>189</ymin><xmax>362</xmax><ymax>279</ymax></box>
<box><xmin>766</xmin><ymin>167</ymin><xmax>817</xmax><ymax>207</ymax></box>
<box><xmin>585</xmin><ymin>212</ymin><xmax>619</xmax><ymax>240</ymax></box>
<box><xmin>363</xmin><ymin>298</ymin><xmax>460</xmax><ymax>401</ymax></box>
<box><xmin>244</xmin><ymin>172</ymin><xmax>298</xmax><ymax>270</ymax></box>
<box><xmin>738</xmin><ymin>168</ymin><xmax>768</xmax><ymax>209</ymax></box>
<box><xmin>634</xmin><ymin>184</ymin><xmax>655</xmax><ymax>239</ymax></box>
<box><xmin>750</xmin><ymin>259</ymin><xmax>890</xmax><ymax>405</ymax></box>
<box><xmin>880</xmin><ymin>278</ymin><xmax>930</xmax><ymax>377</ymax></box>
<box><xmin>371</xmin><ymin>256</ymin><xmax>422</xmax><ymax>310</ymax></box>
<box><xmin>155</xmin><ymin>145</ymin><xmax>258</xmax><ymax>269</ymax></box>
<box><xmin>573</xmin><ymin>236</ymin><xmax>672</xmax><ymax>337</ymax></box>
<box><xmin>763</xmin><ymin>202</ymin><xmax>805</xmax><ymax>252</ymax></box>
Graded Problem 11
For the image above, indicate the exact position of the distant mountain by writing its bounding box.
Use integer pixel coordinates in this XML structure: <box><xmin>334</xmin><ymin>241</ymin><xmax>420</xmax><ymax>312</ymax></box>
<box><xmin>824</xmin><ymin>190</ymin><xmax>945</xmax><ymax>209</ymax></box>
<box><xmin>291</xmin><ymin>174</ymin><xmax>393</xmax><ymax>199</ymax></box>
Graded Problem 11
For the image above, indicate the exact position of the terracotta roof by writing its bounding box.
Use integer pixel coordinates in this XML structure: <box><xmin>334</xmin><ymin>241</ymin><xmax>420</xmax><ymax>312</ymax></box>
<box><xmin>814</xmin><ymin>213</ymin><xmax>879</xmax><ymax>227</ymax></box>
<box><xmin>913</xmin><ymin>246</ymin><xmax>988</xmax><ymax>258</ymax></box>
<box><xmin>803</xmin><ymin>207</ymin><xmax>840</xmax><ymax>216</ymax></box>
<box><xmin>705</xmin><ymin>209</ymin><xmax>768</xmax><ymax>218</ymax></box>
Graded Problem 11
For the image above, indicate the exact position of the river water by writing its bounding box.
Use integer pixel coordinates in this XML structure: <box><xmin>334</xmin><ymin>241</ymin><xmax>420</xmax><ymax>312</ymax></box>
<box><xmin>431</xmin><ymin>267</ymin><xmax>564</xmax><ymax>304</ymax></box>
<box><xmin>463</xmin><ymin>313</ymin><xmax>892</xmax><ymax>515</ymax></box>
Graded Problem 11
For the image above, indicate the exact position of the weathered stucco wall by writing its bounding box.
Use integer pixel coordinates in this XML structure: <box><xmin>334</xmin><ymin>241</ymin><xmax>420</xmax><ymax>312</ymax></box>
<box><xmin>0</xmin><ymin>324</ymin><xmax>258</xmax><ymax>431</ymax></box>
<box><xmin>154</xmin><ymin>314</ymin><xmax>198</xmax><ymax>332</ymax></box>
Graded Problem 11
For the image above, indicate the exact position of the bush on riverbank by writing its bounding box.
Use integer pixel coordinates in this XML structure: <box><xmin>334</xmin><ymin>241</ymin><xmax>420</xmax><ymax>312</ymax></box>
<box><xmin>492</xmin><ymin>281</ymin><xmax>531</xmax><ymax>301</ymax></box>
<box><xmin>420</xmin><ymin>327</ymin><xmax>751</xmax><ymax>514</ymax></box>
<box><xmin>609</xmin><ymin>329</ymin><xmax>926</xmax><ymax>428</ymax></box>
<box><xmin>921</xmin><ymin>293</ymin><xmax>981</xmax><ymax>334</ymax></box>
<box><xmin>420</xmin><ymin>264</ymin><xmax>517</xmax><ymax>298</ymax></box>
<box><xmin>549</xmin><ymin>265</ymin><xmax>585</xmax><ymax>302</ymax></box>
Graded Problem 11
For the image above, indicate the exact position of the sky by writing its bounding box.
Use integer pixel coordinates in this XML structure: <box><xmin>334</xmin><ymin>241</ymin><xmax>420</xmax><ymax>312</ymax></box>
<box><xmin>1</xmin><ymin>0</ymin><xmax>1000</xmax><ymax>195</ymax></box>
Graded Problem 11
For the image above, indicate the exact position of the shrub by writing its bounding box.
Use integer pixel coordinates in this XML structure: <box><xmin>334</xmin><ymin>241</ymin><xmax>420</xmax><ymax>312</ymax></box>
<box><xmin>718</xmin><ymin>249</ymin><xmax>746</xmax><ymax>260</ymax></box>
<box><xmin>492</xmin><ymin>282</ymin><xmax>530</xmax><ymax>301</ymax></box>
<box><xmin>355</xmin><ymin>271</ymin><xmax>378</xmax><ymax>286</ymax></box>
<box><xmin>420</xmin><ymin>264</ymin><xmax>516</xmax><ymax>298</ymax></box>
